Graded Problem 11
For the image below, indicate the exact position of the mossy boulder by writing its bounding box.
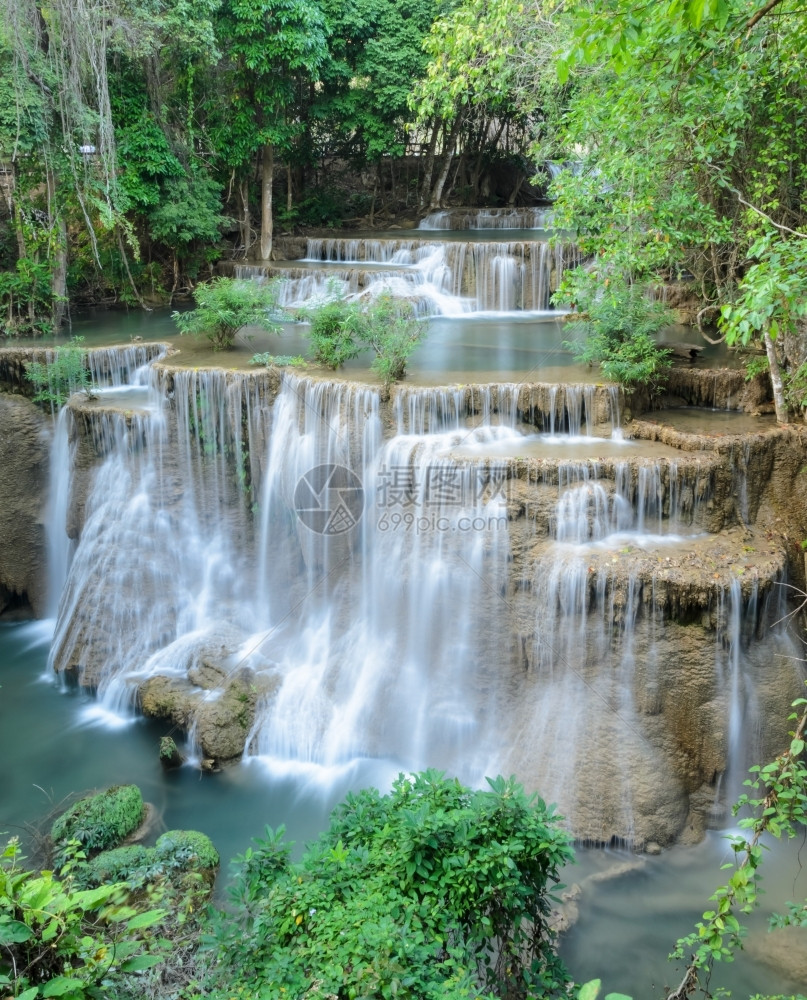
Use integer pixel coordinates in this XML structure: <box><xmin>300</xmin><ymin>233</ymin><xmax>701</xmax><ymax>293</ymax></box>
<box><xmin>51</xmin><ymin>785</ymin><xmax>145</xmax><ymax>860</ymax></box>
<box><xmin>155</xmin><ymin>830</ymin><xmax>219</xmax><ymax>871</ymax></box>
<box><xmin>85</xmin><ymin>845</ymin><xmax>153</xmax><ymax>885</ymax></box>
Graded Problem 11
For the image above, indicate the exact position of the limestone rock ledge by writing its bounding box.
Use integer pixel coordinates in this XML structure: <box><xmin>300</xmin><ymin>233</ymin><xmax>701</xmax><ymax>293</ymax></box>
<box><xmin>0</xmin><ymin>394</ymin><xmax>49</xmax><ymax>617</ymax></box>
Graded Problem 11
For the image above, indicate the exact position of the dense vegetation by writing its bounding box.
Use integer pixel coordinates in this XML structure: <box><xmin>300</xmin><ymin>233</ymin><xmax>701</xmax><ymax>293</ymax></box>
<box><xmin>2</xmin><ymin>0</ymin><xmax>806</xmax><ymax>415</ymax></box>
<box><xmin>4</xmin><ymin>709</ymin><xmax>807</xmax><ymax>1000</ymax></box>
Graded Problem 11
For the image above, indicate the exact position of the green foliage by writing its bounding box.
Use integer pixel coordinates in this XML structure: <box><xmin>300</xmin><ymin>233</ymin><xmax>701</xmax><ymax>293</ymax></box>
<box><xmin>667</xmin><ymin>688</ymin><xmax>807</xmax><ymax>998</ymax></box>
<box><xmin>0</xmin><ymin>838</ymin><xmax>168</xmax><ymax>1000</ymax></box>
<box><xmin>720</xmin><ymin>236</ymin><xmax>807</xmax><ymax>353</ymax></box>
<box><xmin>557</xmin><ymin>270</ymin><xmax>672</xmax><ymax>389</ymax></box>
<box><xmin>172</xmin><ymin>277</ymin><xmax>284</xmax><ymax>350</ymax></box>
<box><xmin>318</xmin><ymin>0</ymin><xmax>450</xmax><ymax>163</ymax></box>
<box><xmin>301</xmin><ymin>288</ymin><xmax>363</xmax><ymax>369</ymax></box>
<box><xmin>51</xmin><ymin>785</ymin><xmax>144</xmax><ymax>863</ymax></box>
<box><xmin>361</xmin><ymin>293</ymin><xmax>425</xmax><ymax>385</ymax></box>
<box><xmin>249</xmin><ymin>352</ymin><xmax>307</xmax><ymax>368</ymax></box>
<box><xmin>302</xmin><ymin>288</ymin><xmax>425</xmax><ymax>383</ymax></box>
<box><xmin>23</xmin><ymin>337</ymin><xmax>97</xmax><ymax>407</ymax></box>
<box><xmin>85</xmin><ymin>846</ymin><xmax>152</xmax><ymax>887</ymax></box>
<box><xmin>155</xmin><ymin>831</ymin><xmax>220</xmax><ymax>872</ymax></box>
<box><xmin>546</xmin><ymin>0</ymin><xmax>807</xmax><ymax>402</ymax></box>
<box><xmin>204</xmin><ymin>770</ymin><xmax>573</xmax><ymax>1000</ymax></box>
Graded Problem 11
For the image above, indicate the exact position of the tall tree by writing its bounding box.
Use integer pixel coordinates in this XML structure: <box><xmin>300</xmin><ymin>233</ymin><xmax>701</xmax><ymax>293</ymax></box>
<box><xmin>215</xmin><ymin>0</ymin><xmax>328</xmax><ymax>259</ymax></box>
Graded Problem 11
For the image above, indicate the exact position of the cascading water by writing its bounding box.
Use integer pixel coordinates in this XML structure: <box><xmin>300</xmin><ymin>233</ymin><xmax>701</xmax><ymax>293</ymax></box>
<box><xmin>47</xmin><ymin>343</ymin><xmax>804</xmax><ymax>845</ymax></box>
<box><xmin>418</xmin><ymin>207</ymin><xmax>554</xmax><ymax>230</ymax></box>
<box><xmin>236</xmin><ymin>237</ymin><xmax>580</xmax><ymax>317</ymax></box>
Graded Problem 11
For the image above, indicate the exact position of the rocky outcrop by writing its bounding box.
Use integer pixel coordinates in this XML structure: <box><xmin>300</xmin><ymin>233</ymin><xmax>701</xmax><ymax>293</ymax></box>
<box><xmin>0</xmin><ymin>393</ymin><xmax>49</xmax><ymax>617</ymax></box>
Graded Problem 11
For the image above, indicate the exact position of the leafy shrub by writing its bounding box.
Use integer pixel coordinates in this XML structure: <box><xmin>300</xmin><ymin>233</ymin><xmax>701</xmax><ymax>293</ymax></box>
<box><xmin>85</xmin><ymin>845</ymin><xmax>152</xmax><ymax>886</ymax></box>
<box><xmin>23</xmin><ymin>336</ymin><xmax>97</xmax><ymax>406</ymax></box>
<box><xmin>302</xmin><ymin>288</ymin><xmax>425</xmax><ymax>383</ymax></box>
<box><xmin>361</xmin><ymin>293</ymin><xmax>425</xmax><ymax>386</ymax></box>
<box><xmin>557</xmin><ymin>269</ymin><xmax>672</xmax><ymax>389</ymax></box>
<box><xmin>205</xmin><ymin>770</ymin><xmax>573</xmax><ymax>1000</ymax></box>
<box><xmin>172</xmin><ymin>277</ymin><xmax>285</xmax><ymax>350</ymax></box>
<box><xmin>51</xmin><ymin>785</ymin><xmax>144</xmax><ymax>861</ymax></box>
<box><xmin>0</xmin><ymin>838</ymin><xmax>167</xmax><ymax>1000</ymax></box>
<box><xmin>249</xmin><ymin>352</ymin><xmax>306</xmax><ymax>368</ymax></box>
<box><xmin>156</xmin><ymin>831</ymin><xmax>219</xmax><ymax>871</ymax></box>
<box><xmin>82</xmin><ymin>831</ymin><xmax>219</xmax><ymax>891</ymax></box>
<box><xmin>300</xmin><ymin>288</ymin><xmax>363</xmax><ymax>369</ymax></box>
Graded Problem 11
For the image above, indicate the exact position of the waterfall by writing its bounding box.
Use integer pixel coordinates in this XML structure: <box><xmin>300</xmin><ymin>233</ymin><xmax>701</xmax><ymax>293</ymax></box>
<box><xmin>418</xmin><ymin>208</ymin><xmax>554</xmax><ymax>230</ymax></box>
<box><xmin>292</xmin><ymin>237</ymin><xmax>577</xmax><ymax>314</ymax></box>
<box><xmin>45</xmin><ymin>408</ymin><xmax>73</xmax><ymax>618</ymax></box>
<box><xmin>46</xmin><ymin>347</ymin><xmax>803</xmax><ymax>844</ymax></box>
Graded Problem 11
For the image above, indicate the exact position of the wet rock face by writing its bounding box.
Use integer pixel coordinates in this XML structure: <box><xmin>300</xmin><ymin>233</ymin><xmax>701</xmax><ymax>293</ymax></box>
<box><xmin>0</xmin><ymin>394</ymin><xmax>49</xmax><ymax>617</ymax></box>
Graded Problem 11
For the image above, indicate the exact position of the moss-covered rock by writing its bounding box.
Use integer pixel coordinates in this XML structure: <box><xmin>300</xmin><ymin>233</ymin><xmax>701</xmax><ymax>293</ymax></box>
<box><xmin>85</xmin><ymin>844</ymin><xmax>152</xmax><ymax>885</ymax></box>
<box><xmin>155</xmin><ymin>830</ymin><xmax>219</xmax><ymax>871</ymax></box>
<box><xmin>51</xmin><ymin>785</ymin><xmax>145</xmax><ymax>858</ymax></box>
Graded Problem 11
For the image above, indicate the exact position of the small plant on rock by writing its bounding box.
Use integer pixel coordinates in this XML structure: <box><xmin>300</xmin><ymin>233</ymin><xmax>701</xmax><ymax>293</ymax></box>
<box><xmin>172</xmin><ymin>277</ymin><xmax>285</xmax><ymax>351</ymax></box>
<box><xmin>23</xmin><ymin>336</ymin><xmax>97</xmax><ymax>407</ymax></box>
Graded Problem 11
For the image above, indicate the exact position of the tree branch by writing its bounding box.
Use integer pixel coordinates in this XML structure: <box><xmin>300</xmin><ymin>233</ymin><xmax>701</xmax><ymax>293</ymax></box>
<box><xmin>746</xmin><ymin>0</ymin><xmax>787</xmax><ymax>30</ymax></box>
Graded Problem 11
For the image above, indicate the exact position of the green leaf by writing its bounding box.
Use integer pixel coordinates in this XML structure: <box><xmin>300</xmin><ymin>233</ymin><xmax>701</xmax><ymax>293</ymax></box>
<box><xmin>790</xmin><ymin>738</ymin><xmax>805</xmax><ymax>756</ymax></box>
<box><xmin>15</xmin><ymin>988</ymin><xmax>39</xmax><ymax>1000</ymax></box>
<box><xmin>578</xmin><ymin>980</ymin><xmax>601</xmax><ymax>1000</ymax></box>
<box><xmin>125</xmin><ymin>909</ymin><xmax>166</xmax><ymax>931</ymax></box>
<box><xmin>0</xmin><ymin>917</ymin><xmax>34</xmax><ymax>944</ymax></box>
<box><xmin>42</xmin><ymin>977</ymin><xmax>81</xmax><ymax>997</ymax></box>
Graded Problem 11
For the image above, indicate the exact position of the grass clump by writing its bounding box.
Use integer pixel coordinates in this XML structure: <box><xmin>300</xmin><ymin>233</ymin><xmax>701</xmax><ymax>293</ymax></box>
<box><xmin>249</xmin><ymin>352</ymin><xmax>306</xmax><ymax>368</ymax></box>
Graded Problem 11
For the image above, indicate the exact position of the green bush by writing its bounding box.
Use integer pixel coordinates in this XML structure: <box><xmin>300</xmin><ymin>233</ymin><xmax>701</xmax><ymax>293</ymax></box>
<box><xmin>204</xmin><ymin>770</ymin><xmax>572</xmax><ymax>1000</ymax></box>
<box><xmin>172</xmin><ymin>277</ymin><xmax>285</xmax><ymax>350</ymax></box>
<box><xmin>23</xmin><ymin>336</ymin><xmax>97</xmax><ymax>406</ymax></box>
<box><xmin>302</xmin><ymin>289</ymin><xmax>425</xmax><ymax>383</ymax></box>
<box><xmin>156</xmin><ymin>830</ymin><xmax>219</xmax><ymax>871</ymax></box>
<box><xmin>557</xmin><ymin>269</ymin><xmax>672</xmax><ymax>390</ymax></box>
<box><xmin>361</xmin><ymin>293</ymin><xmax>425</xmax><ymax>386</ymax></box>
<box><xmin>0</xmin><ymin>838</ymin><xmax>168</xmax><ymax>1000</ymax></box>
<box><xmin>301</xmin><ymin>288</ymin><xmax>363</xmax><ymax>369</ymax></box>
<box><xmin>51</xmin><ymin>785</ymin><xmax>144</xmax><ymax>861</ymax></box>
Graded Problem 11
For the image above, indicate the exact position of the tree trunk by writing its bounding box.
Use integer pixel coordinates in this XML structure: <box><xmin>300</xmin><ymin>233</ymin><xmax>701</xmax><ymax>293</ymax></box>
<box><xmin>239</xmin><ymin>176</ymin><xmax>251</xmax><ymax>256</ymax></box>
<box><xmin>429</xmin><ymin>115</ymin><xmax>461</xmax><ymax>211</ymax></box>
<box><xmin>287</xmin><ymin>162</ymin><xmax>293</xmax><ymax>214</ymax></box>
<box><xmin>420</xmin><ymin>119</ymin><xmax>440</xmax><ymax>210</ymax></box>
<box><xmin>46</xmin><ymin>168</ymin><xmax>68</xmax><ymax>331</ymax></box>
<box><xmin>763</xmin><ymin>329</ymin><xmax>789</xmax><ymax>423</ymax></box>
<box><xmin>260</xmin><ymin>143</ymin><xmax>274</xmax><ymax>260</ymax></box>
